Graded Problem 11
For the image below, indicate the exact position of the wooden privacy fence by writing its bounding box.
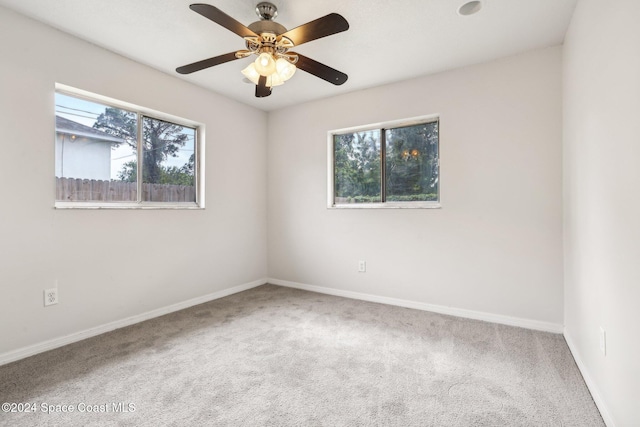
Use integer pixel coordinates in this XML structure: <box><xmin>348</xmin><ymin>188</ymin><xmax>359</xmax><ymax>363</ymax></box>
<box><xmin>56</xmin><ymin>177</ymin><xmax>196</xmax><ymax>202</ymax></box>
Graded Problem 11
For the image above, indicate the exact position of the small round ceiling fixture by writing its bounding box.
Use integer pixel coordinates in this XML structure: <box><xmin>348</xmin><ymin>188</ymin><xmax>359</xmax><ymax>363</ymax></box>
<box><xmin>458</xmin><ymin>1</ymin><xmax>482</xmax><ymax>16</ymax></box>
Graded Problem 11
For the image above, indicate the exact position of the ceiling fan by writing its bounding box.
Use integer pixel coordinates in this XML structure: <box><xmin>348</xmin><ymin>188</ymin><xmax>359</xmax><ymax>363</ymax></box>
<box><xmin>176</xmin><ymin>2</ymin><xmax>349</xmax><ymax>98</ymax></box>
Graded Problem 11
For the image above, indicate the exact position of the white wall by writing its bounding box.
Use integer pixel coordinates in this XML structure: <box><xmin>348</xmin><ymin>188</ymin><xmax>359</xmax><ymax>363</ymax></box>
<box><xmin>268</xmin><ymin>47</ymin><xmax>564</xmax><ymax>326</ymax></box>
<box><xmin>563</xmin><ymin>1</ymin><xmax>640</xmax><ymax>425</ymax></box>
<box><xmin>0</xmin><ymin>6</ymin><xmax>268</xmax><ymax>355</ymax></box>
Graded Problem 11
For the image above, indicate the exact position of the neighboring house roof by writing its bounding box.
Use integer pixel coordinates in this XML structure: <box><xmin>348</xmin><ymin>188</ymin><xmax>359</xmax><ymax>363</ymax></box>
<box><xmin>55</xmin><ymin>115</ymin><xmax>124</xmax><ymax>144</ymax></box>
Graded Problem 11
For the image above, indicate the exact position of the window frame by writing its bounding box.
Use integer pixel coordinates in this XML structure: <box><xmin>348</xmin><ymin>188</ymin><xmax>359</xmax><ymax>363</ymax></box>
<box><xmin>327</xmin><ymin>114</ymin><xmax>441</xmax><ymax>209</ymax></box>
<box><xmin>54</xmin><ymin>84</ymin><xmax>205</xmax><ymax>209</ymax></box>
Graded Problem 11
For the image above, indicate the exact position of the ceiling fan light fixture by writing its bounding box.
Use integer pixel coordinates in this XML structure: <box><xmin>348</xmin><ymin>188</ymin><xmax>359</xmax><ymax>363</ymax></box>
<box><xmin>242</xmin><ymin>62</ymin><xmax>284</xmax><ymax>87</ymax></box>
<box><xmin>241</xmin><ymin>63</ymin><xmax>261</xmax><ymax>85</ymax></box>
<box><xmin>268</xmin><ymin>72</ymin><xmax>285</xmax><ymax>87</ymax></box>
<box><xmin>254</xmin><ymin>52</ymin><xmax>277</xmax><ymax>76</ymax></box>
<box><xmin>275</xmin><ymin>58</ymin><xmax>296</xmax><ymax>81</ymax></box>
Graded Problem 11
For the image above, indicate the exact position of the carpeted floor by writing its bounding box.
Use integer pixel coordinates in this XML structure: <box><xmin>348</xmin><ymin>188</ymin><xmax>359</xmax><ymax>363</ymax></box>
<box><xmin>0</xmin><ymin>284</ymin><xmax>604</xmax><ymax>426</ymax></box>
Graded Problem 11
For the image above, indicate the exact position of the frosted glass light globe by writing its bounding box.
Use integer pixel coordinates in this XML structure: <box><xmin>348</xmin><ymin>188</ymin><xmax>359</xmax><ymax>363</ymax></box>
<box><xmin>275</xmin><ymin>58</ymin><xmax>296</xmax><ymax>81</ymax></box>
<box><xmin>254</xmin><ymin>52</ymin><xmax>276</xmax><ymax>76</ymax></box>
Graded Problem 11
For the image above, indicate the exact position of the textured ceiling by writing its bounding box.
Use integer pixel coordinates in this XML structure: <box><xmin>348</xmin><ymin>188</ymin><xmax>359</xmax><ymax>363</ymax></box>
<box><xmin>0</xmin><ymin>0</ymin><xmax>577</xmax><ymax>111</ymax></box>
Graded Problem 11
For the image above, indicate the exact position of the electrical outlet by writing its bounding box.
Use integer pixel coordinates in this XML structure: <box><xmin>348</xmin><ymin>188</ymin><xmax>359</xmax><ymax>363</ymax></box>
<box><xmin>358</xmin><ymin>260</ymin><xmax>366</xmax><ymax>272</ymax></box>
<box><xmin>44</xmin><ymin>288</ymin><xmax>58</xmax><ymax>306</ymax></box>
<box><xmin>599</xmin><ymin>327</ymin><xmax>606</xmax><ymax>356</ymax></box>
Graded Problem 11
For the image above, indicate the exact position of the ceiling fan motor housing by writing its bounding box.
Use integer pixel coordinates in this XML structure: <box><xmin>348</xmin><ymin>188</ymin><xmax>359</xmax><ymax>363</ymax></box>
<box><xmin>248</xmin><ymin>20</ymin><xmax>287</xmax><ymax>36</ymax></box>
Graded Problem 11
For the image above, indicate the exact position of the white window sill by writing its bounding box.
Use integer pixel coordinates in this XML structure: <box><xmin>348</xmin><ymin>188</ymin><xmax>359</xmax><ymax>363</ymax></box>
<box><xmin>328</xmin><ymin>202</ymin><xmax>441</xmax><ymax>209</ymax></box>
<box><xmin>54</xmin><ymin>202</ymin><xmax>203</xmax><ymax>210</ymax></box>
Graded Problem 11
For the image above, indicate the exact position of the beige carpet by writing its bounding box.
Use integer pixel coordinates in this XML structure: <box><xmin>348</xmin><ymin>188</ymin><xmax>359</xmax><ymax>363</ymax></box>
<box><xmin>0</xmin><ymin>284</ymin><xmax>603</xmax><ymax>426</ymax></box>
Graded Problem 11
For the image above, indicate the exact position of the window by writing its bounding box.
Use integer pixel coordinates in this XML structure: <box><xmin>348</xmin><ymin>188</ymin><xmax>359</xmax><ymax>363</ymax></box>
<box><xmin>329</xmin><ymin>116</ymin><xmax>439</xmax><ymax>208</ymax></box>
<box><xmin>54</xmin><ymin>85</ymin><xmax>202</xmax><ymax>208</ymax></box>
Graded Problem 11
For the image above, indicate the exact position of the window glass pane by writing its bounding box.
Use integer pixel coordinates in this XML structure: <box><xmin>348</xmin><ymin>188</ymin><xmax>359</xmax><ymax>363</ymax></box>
<box><xmin>385</xmin><ymin>122</ymin><xmax>439</xmax><ymax>202</ymax></box>
<box><xmin>141</xmin><ymin>116</ymin><xmax>196</xmax><ymax>203</ymax></box>
<box><xmin>334</xmin><ymin>130</ymin><xmax>381</xmax><ymax>204</ymax></box>
<box><xmin>55</xmin><ymin>93</ymin><xmax>137</xmax><ymax>202</ymax></box>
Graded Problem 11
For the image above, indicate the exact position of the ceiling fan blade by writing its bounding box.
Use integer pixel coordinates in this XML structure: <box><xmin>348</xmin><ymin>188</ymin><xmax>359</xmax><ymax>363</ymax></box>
<box><xmin>255</xmin><ymin>75</ymin><xmax>272</xmax><ymax>97</ymax></box>
<box><xmin>176</xmin><ymin>52</ymin><xmax>240</xmax><ymax>74</ymax></box>
<box><xmin>190</xmin><ymin>3</ymin><xmax>258</xmax><ymax>38</ymax></box>
<box><xmin>279</xmin><ymin>13</ymin><xmax>349</xmax><ymax>46</ymax></box>
<box><xmin>294</xmin><ymin>54</ymin><xmax>348</xmax><ymax>85</ymax></box>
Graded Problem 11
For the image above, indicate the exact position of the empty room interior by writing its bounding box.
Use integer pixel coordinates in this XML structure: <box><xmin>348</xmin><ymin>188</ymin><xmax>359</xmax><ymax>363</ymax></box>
<box><xmin>0</xmin><ymin>0</ymin><xmax>638</xmax><ymax>425</ymax></box>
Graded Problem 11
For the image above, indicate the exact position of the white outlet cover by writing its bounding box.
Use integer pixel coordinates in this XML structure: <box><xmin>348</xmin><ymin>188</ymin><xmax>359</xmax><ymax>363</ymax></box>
<box><xmin>44</xmin><ymin>288</ymin><xmax>59</xmax><ymax>306</ymax></box>
<box><xmin>358</xmin><ymin>260</ymin><xmax>366</xmax><ymax>272</ymax></box>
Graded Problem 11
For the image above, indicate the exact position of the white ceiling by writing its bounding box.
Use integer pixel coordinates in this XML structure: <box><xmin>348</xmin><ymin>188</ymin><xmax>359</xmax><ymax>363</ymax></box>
<box><xmin>0</xmin><ymin>0</ymin><xmax>577</xmax><ymax>111</ymax></box>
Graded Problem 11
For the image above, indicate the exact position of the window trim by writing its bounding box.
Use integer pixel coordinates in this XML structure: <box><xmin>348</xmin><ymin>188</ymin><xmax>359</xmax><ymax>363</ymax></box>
<box><xmin>327</xmin><ymin>114</ymin><xmax>440</xmax><ymax>209</ymax></box>
<box><xmin>54</xmin><ymin>83</ymin><xmax>205</xmax><ymax>209</ymax></box>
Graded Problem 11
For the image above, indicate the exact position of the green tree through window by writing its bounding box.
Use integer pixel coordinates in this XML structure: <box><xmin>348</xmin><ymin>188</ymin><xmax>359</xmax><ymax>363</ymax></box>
<box><xmin>334</xmin><ymin>130</ymin><xmax>381</xmax><ymax>203</ymax></box>
<box><xmin>385</xmin><ymin>122</ymin><xmax>438</xmax><ymax>202</ymax></box>
<box><xmin>332</xmin><ymin>119</ymin><xmax>439</xmax><ymax>205</ymax></box>
<box><xmin>94</xmin><ymin>109</ymin><xmax>194</xmax><ymax>187</ymax></box>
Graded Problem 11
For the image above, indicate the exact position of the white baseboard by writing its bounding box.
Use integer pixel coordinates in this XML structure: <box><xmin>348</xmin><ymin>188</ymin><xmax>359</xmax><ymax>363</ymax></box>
<box><xmin>268</xmin><ymin>278</ymin><xmax>564</xmax><ymax>334</ymax></box>
<box><xmin>0</xmin><ymin>278</ymin><xmax>267</xmax><ymax>366</ymax></box>
<box><xmin>564</xmin><ymin>331</ymin><xmax>615</xmax><ymax>427</ymax></box>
